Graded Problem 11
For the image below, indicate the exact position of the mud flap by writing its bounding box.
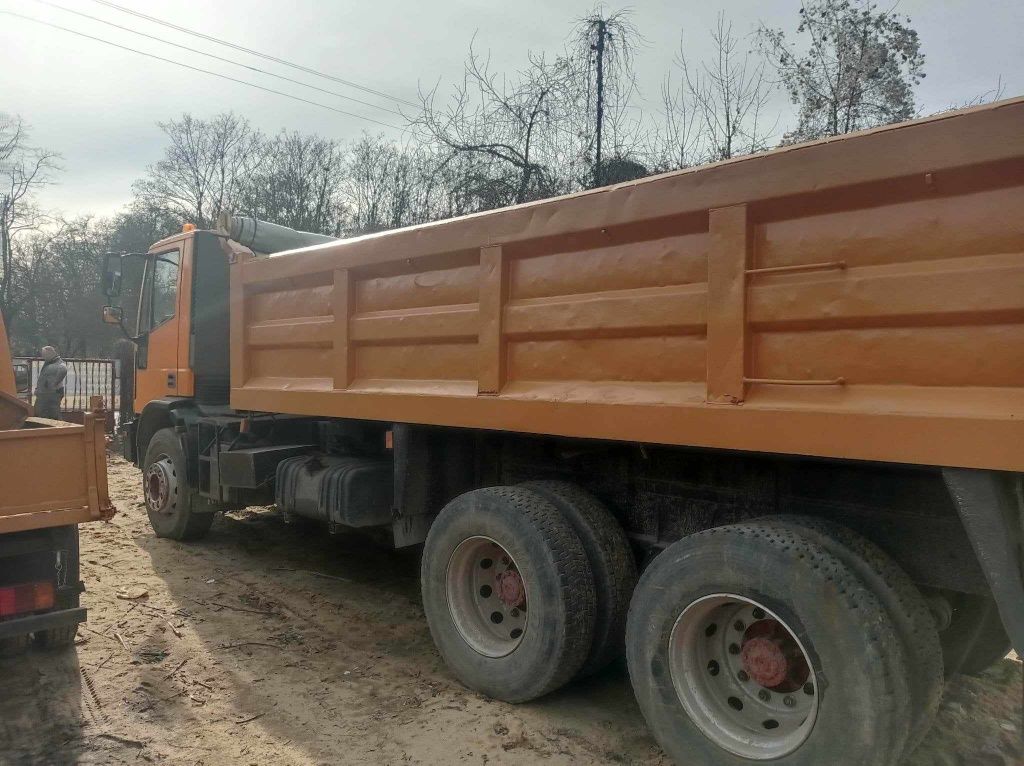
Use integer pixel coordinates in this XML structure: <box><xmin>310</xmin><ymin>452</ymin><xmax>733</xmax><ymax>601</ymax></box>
<box><xmin>942</xmin><ymin>468</ymin><xmax>1024</xmax><ymax>655</ymax></box>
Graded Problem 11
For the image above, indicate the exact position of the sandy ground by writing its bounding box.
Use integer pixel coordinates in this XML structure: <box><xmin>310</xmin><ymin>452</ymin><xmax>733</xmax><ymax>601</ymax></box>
<box><xmin>1</xmin><ymin>454</ymin><xmax>1021</xmax><ymax>765</ymax></box>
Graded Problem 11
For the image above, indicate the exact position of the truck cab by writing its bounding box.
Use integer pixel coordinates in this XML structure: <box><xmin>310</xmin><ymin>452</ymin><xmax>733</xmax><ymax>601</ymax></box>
<box><xmin>103</xmin><ymin>227</ymin><xmax>231</xmax><ymax>419</ymax></box>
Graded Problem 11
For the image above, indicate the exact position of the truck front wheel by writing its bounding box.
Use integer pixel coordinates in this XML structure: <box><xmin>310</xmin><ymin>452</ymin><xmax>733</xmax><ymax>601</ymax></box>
<box><xmin>626</xmin><ymin>523</ymin><xmax>912</xmax><ymax>766</ymax></box>
<box><xmin>421</xmin><ymin>486</ymin><xmax>596</xmax><ymax>703</ymax></box>
<box><xmin>143</xmin><ymin>428</ymin><xmax>214</xmax><ymax>541</ymax></box>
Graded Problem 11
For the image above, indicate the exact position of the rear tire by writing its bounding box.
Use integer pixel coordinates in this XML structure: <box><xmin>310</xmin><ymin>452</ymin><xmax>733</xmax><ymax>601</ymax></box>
<box><xmin>626</xmin><ymin>523</ymin><xmax>911</xmax><ymax>766</ymax></box>
<box><xmin>421</xmin><ymin>486</ymin><xmax>596</xmax><ymax>702</ymax></box>
<box><xmin>143</xmin><ymin>428</ymin><xmax>214</xmax><ymax>541</ymax></box>
<box><xmin>758</xmin><ymin>516</ymin><xmax>942</xmax><ymax>752</ymax></box>
<box><xmin>519</xmin><ymin>480</ymin><xmax>637</xmax><ymax>677</ymax></box>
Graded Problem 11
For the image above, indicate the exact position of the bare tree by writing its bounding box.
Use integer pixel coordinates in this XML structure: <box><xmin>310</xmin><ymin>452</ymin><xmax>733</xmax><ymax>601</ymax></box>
<box><xmin>133</xmin><ymin>113</ymin><xmax>266</xmax><ymax>228</ymax></box>
<box><xmin>342</xmin><ymin>135</ymin><xmax>426</xmax><ymax>235</ymax></box>
<box><xmin>415</xmin><ymin>42</ymin><xmax>579</xmax><ymax>206</ymax></box>
<box><xmin>935</xmin><ymin>76</ymin><xmax>1006</xmax><ymax>114</ymax></box>
<box><xmin>4</xmin><ymin>215</ymin><xmax>122</xmax><ymax>356</ymax></box>
<box><xmin>0</xmin><ymin>114</ymin><xmax>60</xmax><ymax>330</ymax></box>
<box><xmin>237</xmin><ymin>131</ymin><xmax>347</xmax><ymax>235</ymax></box>
<box><xmin>664</xmin><ymin>15</ymin><xmax>776</xmax><ymax>165</ymax></box>
<box><xmin>759</xmin><ymin>0</ymin><xmax>925</xmax><ymax>143</ymax></box>
<box><xmin>650</xmin><ymin>70</ymin><xmax>704</xmax><ymax>172</ymax></box>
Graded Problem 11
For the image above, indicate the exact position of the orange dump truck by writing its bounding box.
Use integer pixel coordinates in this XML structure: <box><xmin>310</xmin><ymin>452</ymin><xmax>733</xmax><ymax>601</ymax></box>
<box><xmin>0</xmin><ymin>315</ymin><xmax>114</xmax><ymax>653</ymax></box>
<box><xmin>101</xmin><ymin>98</ymin><xmax>1024</xmax><ymax>765</ymax></box>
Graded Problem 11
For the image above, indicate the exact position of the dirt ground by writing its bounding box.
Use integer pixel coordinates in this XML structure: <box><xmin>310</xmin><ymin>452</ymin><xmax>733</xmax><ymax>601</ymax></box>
<box><xmin>1</xmin><ymin>454</ymin><xmax>1021</xmax><ymax>765</ymax></box>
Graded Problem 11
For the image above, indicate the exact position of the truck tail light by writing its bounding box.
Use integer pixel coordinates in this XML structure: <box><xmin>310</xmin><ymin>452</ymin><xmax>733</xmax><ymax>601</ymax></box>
<box><xmin>0</xmin><ymin>581</ymin><xmax>55</xmax><ymax>618</ymax></box>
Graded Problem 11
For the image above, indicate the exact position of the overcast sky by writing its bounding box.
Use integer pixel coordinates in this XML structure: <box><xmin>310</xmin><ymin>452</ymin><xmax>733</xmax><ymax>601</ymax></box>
<box><xmin>1</xmin><ymin>0</ymin><xmax>1021</xmax><ymax>218</ymax></box>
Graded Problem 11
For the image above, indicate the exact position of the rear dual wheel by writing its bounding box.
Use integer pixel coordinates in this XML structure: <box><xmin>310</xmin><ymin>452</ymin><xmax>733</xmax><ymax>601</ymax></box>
<box><xmin>758</xmin><ymin>516</ymin><xmax>943</xmax><ymax>754</ymax></box>
<box><xmin>627</xmin><ymin>523</ymin><xmax>916</xmax><ymax>766</ymax></box>
<box><xmin>421</xmin><ymin>486</ymin><xmax>596</xmax><ymax>702</ymax></box>
<box><xmin>422</xmin><ymin>483</ymin><xmax>637</xmax><ymax>702</ymax></box>
<box><xmin>519</xmin><ymin>481</ymin><xmax>637</xmax><ymax>677</ymax></box>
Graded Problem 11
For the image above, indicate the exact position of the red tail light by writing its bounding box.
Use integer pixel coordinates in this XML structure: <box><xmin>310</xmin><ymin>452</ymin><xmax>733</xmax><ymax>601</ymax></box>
<box><xmin>0</xmin><ymin>581</ymin><xmax>55</xmax><ymax>617</ymax></box>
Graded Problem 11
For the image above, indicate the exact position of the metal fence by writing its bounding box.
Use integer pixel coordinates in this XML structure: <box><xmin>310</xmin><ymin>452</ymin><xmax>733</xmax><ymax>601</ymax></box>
<box><xmin>14</xmin><ymin>357</ymin><xmax>119</xmax><ymax>432</ymax></box>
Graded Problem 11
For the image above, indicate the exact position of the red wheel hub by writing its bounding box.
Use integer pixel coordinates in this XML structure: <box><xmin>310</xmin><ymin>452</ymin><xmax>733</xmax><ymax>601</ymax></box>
<box><xmin>741</xmin><ymin>636</ymin><xmax>789</xmax><ymax>687</ymax></box>
<box><xmin>740</xmin><ymin>620</ymin><xmax>810</xmax><ymax>692</ymax></box>
<box><xmin>495</xmin><ymin>569</ymin><xmax>525</xmax><ymax>608</ymax></box>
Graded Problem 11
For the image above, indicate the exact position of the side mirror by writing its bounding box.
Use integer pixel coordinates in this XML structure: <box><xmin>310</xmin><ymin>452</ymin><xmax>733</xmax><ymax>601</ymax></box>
<box><xmin>102</xmin><ymin>253</ymin><xmax>123</xmax><ymax>298</ymax></box>
<box><xmin>102</xmin><ymin>305</ymin><xmax>124</xmax><ymax>325</ymax></box>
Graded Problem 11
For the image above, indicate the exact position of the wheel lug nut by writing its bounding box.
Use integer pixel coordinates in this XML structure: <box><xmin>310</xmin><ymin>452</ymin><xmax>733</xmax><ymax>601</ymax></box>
<box><xmin>758</xmin><ymin>689</ymin><xmax>770</xmax><ymax>702</ymax></box>
<box><xmin>728</xmin><ymin>643</ymin><xmax>740</xmax><ymax>655</ymax></box>
<box><xmin>737</xmin><ymin>670</ymin><xmax>749</xmax><ymax>682</ymax></box>
<box><xmin>733</xmin><ymin>620</ymin><xmax>745</xmax><ymax>631</ymax></box>
<box><xmin>510</xmin><ymin>608</ymin><xmax>519</xmax><ymax>617</ymax></box>
<box><xmin>783</xmin><ymin>695</ymin><xmax>795</xmax><ymax>707</ymax></box>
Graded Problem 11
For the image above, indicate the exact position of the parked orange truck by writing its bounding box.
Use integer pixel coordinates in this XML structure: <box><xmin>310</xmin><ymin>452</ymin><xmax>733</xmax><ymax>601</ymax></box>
<box><xmin>102</xmin><ymin>98</ymin><xmax>1024</xmax><ymax>765</ymax></box>
<box><xmin>0</xmin><ymin>314</ymin><xmax>114</xmax><ymax>653</ymax></box>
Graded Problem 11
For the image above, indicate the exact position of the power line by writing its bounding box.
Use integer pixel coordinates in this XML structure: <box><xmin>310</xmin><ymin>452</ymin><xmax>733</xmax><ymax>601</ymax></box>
<box><xmin>31</xmin><ymin>0</ymin><xmax>405</xmax><ymax>118</ymax></box>
<box><xmin>0</xmin><ymin>10</ymin><xmax>405</xmax><ymax>131</ymax></box>
<box><xmin>91</xmin><ymin>0</ymin><xmax>420</xmax><ymax>110</ymax></box>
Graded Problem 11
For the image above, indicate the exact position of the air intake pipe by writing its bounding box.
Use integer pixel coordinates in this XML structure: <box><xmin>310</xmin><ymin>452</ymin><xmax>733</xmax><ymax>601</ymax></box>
<box><xmin>217</xmin><ymin>212</ymin><xmax>338</xmax><ymax>256</ymax></box>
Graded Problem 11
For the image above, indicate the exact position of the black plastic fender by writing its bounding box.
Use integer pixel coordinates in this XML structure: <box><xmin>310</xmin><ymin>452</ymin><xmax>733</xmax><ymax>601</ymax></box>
<box><xmin>942</xmin><ymin>468</ymin><xmax>1024</xmax><ymax>655</ymax></box>
<box><xmin>133</xmin><ymin>397</ymin><xmax>196</xmax><ymax>467</ymax></box>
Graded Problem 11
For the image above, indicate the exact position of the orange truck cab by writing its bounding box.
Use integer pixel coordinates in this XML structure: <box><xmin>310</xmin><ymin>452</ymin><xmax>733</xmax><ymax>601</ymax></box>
<box><xmin>101</xmin><ymin>99</ymin><xmax>1024</xmax><ymax>765</ymax></box>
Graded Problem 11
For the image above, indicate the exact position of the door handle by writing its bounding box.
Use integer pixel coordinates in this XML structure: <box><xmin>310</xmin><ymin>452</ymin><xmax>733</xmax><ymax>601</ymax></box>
<box><xmin>167</xmin><ymin>372</ymin><xmax>176</xmax><ymax>389</ymax></box>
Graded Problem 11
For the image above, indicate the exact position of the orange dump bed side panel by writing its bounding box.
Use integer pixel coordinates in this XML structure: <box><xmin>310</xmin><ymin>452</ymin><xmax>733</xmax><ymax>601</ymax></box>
<box><xmin>0</xmin><ymin>414</ymin><xmax>115</xmax><ymax>534</ymax></box>
<box><xmin>231</xmin><ymin>98</ymin><xmax>1024</xmax><ymax>472</ymax></box>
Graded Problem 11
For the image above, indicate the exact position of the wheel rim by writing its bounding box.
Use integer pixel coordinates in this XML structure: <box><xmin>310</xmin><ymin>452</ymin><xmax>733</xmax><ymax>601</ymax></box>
<box><xmin>668</xmin><ymin>594</ymin><xmax>818</xmax><ymax>760</ymax></box>
<box><xmin>446</xmin><ymin>536</ymin><xmax>528</xmax><ymax>658</ymax></box>
<box><xmin>144</xmin><ymin>455</ymin><xmax>178</xmax><ymax>516</ymax></box>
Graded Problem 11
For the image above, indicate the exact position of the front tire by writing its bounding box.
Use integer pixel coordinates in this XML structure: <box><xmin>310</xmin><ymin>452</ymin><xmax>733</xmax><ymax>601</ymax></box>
<box><xmin>421</xmin><ymin>486</ymin><xmax>596</xmax><ymax>702</ymax></box>
<box><xmin>143</xmin><ymin>428</ymin><xmax>213</xmax><ymax>541</ymax></box>
<box><xmin>627</xmin><ymin>523</ymin><xmax>912</xmax><ymax>766</ymax></box>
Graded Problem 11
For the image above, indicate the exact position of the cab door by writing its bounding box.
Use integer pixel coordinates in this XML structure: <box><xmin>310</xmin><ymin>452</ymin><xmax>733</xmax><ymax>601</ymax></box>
<box><xmin>133</xmin><ymin>246</ymin><xmax>184</xmax><ymax>411</ymax></box>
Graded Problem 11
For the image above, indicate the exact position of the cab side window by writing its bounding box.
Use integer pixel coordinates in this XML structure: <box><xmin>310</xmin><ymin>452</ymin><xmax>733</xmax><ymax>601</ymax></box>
<box><xmin>149</xmin><ymin>250</ymin><xmax>180</xmax><ymax>329</ymax></box>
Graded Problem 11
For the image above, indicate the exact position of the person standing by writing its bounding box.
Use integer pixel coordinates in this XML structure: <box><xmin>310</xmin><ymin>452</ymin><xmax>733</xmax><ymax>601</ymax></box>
<box><xmin>34</xmin><ymin>346</ymin><xmax>67</xmax><ymax>420</ymax></box>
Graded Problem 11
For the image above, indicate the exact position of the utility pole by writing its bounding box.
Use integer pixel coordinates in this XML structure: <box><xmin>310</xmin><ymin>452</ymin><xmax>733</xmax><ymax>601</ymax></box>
<box><xmin>593</xmin><ymin>18</ymin><xmax>607</xmax><ymax>188</ymax></box>
<box><xmin>0</xmin><ymin>195</ymin><xmax>9</xmax><ymax>326</ymax></box>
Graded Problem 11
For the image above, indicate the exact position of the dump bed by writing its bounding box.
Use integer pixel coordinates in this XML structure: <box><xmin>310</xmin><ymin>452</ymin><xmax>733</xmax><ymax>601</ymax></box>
<box><xmin>0</xmin><ymin>413</ymin><xmax>114</xmax><ymax>534</ymax></box>
<box><xmin>229</xmin><ymin>97</ymin><xmax>1024</xmax><ymax>472</ymax></box>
